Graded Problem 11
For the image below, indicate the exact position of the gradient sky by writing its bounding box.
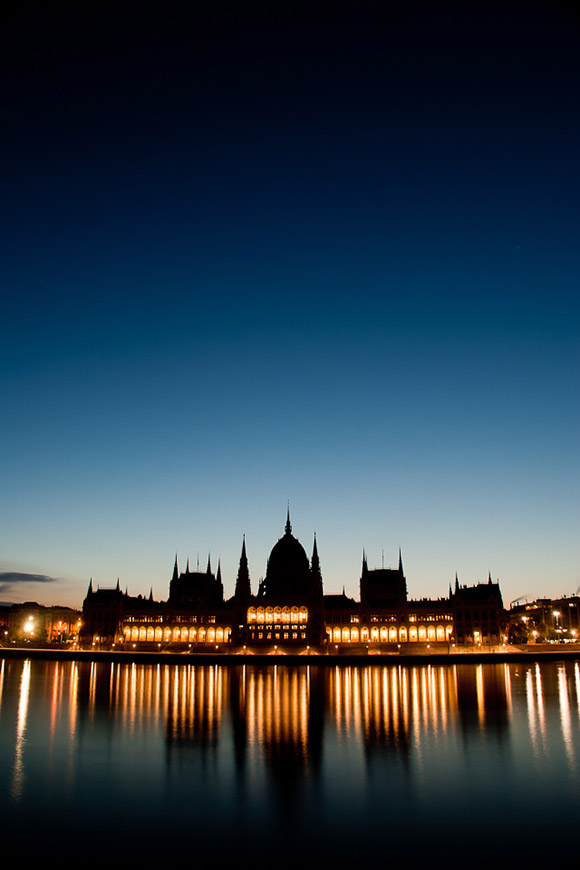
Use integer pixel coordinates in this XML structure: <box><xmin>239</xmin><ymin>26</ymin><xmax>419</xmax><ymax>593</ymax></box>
<box><xmin>1</xmin><ymin>1</ymin><xmax>578</xmax><ymax>610</ymax></box>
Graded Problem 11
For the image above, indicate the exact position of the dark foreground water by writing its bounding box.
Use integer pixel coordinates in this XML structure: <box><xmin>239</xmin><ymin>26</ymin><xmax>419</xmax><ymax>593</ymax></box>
<box><xmin>1</xmin><ymin>657</ymin><xmax>579</xmax><ymax>861</ymax></box>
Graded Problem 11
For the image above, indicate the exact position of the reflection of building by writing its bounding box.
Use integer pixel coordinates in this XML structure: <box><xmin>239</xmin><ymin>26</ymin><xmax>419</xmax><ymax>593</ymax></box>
<box><xmin>79</xmin><ymin>510</ymin><xmax>506</xmax><ymax>651</ymax></box>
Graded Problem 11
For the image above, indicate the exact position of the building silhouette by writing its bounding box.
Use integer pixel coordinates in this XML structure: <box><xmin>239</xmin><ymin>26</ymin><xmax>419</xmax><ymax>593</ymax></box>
<box><xmin>80</xmin><ymin>510</ymin><xmax>506</xmax><ymax>651</ymax></box>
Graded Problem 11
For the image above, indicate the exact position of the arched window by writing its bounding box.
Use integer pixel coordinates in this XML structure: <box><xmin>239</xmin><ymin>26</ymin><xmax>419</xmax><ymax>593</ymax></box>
<box><xmin>380</xmin><ymin>626</ymin><xmax>388</xmax><ymax>642</ymax></box>
<box><xmin>409</xmin><ymin>626</ymin><xmax>418</xmax><ymax>642</ymax></box>
<box><xmin>370</xmin><ymin>627</ymin><xmax>379</xmax><ymax>643</ymax></box>
<box><xmin>399</xmin><ymin>626</ymin><xmax>407</xmax><ymax>642</ymax></box>
<box><xmin>361</xmin><ymin>627</ymin><xmax>369</xmax><ymax>643</ymax></box>
<box><xmin>342</xmin><ymin>627</ymin><xmax>350</xmax><ymax>643</ymax></box>
<box><xmin>333</xmin><ymin>627</ymin><xmax>341</xmax><ymax>643</ymax></box>
<box><xmin>146</xmin><ymin>627</ymin><xmax>154</xmax><ymax>642</ymax></box>
<box><xmin>299</xmin><ymin>607</ymin><xmax>308</xmax><ymax>624</ymax></box>
<box><xmin>207</xmin><ymin>627</ymin><xmax>216</xmax><ymax>644</ymax></box>
<box><xmin>436</xmin><ymin>626</ymin><xmax>445</xmax><ymax>642</ymax></box>
<box><xmin>266</xmin><ymin>607</ymin><xmax>274</xmax><ymax>624</ymax></box>
<box><xmin>351</xmin><ymin>627</ymin><xmax>359</xmax><ymax>642</ymax></box>
<box><xmin>428</xmin><ymin>626</ymin><xmax>436</xmax><ymax>642</ymax></box>
<box><xmin>198</xmin><ymin>628</ymin><xmax>206</xmax><ymax>643</ymax></box>
<box><xmin>247</xmin><ymin>607</ymin><xmax>257</xmax><ymax>623</ymax></box>
<box><xmin>418</xmin><ymin>626</ymin><xmax>427</xmax><ymax>642</ymax></box>
<box><xmin>155</xmin><ymin>627</ymin><xmax>162</xmax><ymax>642</ymax></box>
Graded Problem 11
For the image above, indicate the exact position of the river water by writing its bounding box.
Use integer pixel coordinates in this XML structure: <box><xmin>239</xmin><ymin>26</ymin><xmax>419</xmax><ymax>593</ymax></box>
<box><xmin>1</xmin><ymin>657</ymin><xmax>579</xmax><ymax>861</ymax></box>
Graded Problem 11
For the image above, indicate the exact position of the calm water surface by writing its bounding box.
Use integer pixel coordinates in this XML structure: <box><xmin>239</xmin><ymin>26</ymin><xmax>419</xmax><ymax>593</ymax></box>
<box><xmin>1</xmin><ymin>657</ymin><xmax>579</xmax><ymax>860</ymax></box>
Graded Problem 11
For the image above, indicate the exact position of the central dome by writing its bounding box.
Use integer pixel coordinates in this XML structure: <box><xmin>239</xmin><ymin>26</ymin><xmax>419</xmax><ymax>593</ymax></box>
<box><xmin>262</xmin><ymin>511</ymin><xmax>312</xmax><ymax>601</ymax></box>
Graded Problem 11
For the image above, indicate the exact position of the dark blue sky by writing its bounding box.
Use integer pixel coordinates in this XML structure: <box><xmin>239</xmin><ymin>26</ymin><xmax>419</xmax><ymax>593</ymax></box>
<box><xmin>1</xmin><ymin>1</ymin><xmax>578</xmax><ymax>607</ymax></box>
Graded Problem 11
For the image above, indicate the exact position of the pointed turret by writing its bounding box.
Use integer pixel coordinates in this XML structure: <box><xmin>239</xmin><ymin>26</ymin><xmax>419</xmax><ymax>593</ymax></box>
<box><xmin>186</xmin><ymin>557</ymin><xmax>190</xmax><ymax>574</ymax></box>
<box><xmin>455</xmin><ymin>573</ymin><xmax>460</xmax><ymax>593</ymax></box>
<box><xmin>285</xmin><ymin>504</ymin><xmax>292</xmax><ymax>535</ymax></box>
<box><xmin>87</xmin><ymin>578</ymin><xmax>93</xmax><ymax>595</ymax></box>
<box><xmin>310</xmin><ymin>533</ymin><xmax>323</xmax><ymax>597</ymax></box>
<box><xmin>172</xmin><ymin>555</ymin><xmax>179</xmax><ymax>583</ymax></box>
<box><xmin>216</xmin><ymin>559</ymin><xmax>224</xmax><ymax>598</ymax></box>
<box><xmin>362</xmin><ymin>549</ymin><xmax>368</xmax><ymax>576</ymax></box>
<box><xmin>116</xmin><ymin>578</ymin><xmax>120</xmax><ymax>591</ymax></box>
<box><xmin>235</xmin><ymin>535</ymin><xmax>252</xmax><ymax>601</ymax></box>
<box><xmin>398</xmin><ymin>547</ymin><xmax>404</xmax><ymax>574</ymax></box>
<box><xmin>149</xmin><ymin>587</ymin><xmax>153</xmax><ymax>602</ymax></box>
<box><xmin>206</xmin><ymin>553</ymin><xmax>212</xmax><ymax>575</ymax></box>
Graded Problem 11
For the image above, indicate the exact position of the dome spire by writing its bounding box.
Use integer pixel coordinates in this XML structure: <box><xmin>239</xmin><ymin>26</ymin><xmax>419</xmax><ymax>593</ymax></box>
<box><xmin>285</xmin><ymin>503</ymin><xmax>292</xmax><ymax>535</ymax></box>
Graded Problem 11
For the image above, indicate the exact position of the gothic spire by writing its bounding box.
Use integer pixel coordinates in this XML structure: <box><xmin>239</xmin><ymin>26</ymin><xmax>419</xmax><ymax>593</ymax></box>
<box><xmin>207</xmin><ymin>553</ymin><xmax>212</xmax><ymax>575</ymax></box>
<box><xmin>235</xmin><ymin>535</ymin><xmax>251</xmax><ymax>601</ymax></box>
<box><xmin>172</xmin><ymin>555</ymin><xmax>179</xmax><ymax>583</ymax></box>
<box><xmin>186</xmin><ymin>557</ymin><xmax>190</xmax><ymax>573</ymax></box>
<box><xmin>311</xmin><ymin>533</ymin><xmax>323</xmax><ymax>596</ymax></box>
<box><xmin>398</xmin><ymin>547</ymin><xmax>404</xmax><ymax>574</ymax></box>
<box><xmin>362</xmin><ymin>549</ymin><xmax>368</xmax><ymax>575</ymax></box>
<box><xmin>285</xmin><ymin>504</ymin><xmax>292</xmax><ymax>535</ymax></box>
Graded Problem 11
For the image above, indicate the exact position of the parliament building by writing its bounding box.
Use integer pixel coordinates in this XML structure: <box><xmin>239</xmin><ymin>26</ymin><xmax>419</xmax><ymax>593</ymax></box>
<box><xmin>80</xmin><ymin>510</ymin><xmax>506</xmax><ymax>652</ymax></box>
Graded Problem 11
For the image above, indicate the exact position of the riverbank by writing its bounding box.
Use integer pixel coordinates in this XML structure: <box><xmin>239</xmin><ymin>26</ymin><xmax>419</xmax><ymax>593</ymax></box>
<box><xmin>1</xmin><ymin>643</ymin><xmax>580</xmax><ymax>666</ymax></box>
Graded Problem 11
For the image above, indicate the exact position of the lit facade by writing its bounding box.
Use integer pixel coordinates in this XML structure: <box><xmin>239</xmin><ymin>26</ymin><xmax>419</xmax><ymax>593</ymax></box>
<box><xmin>79</xmin><ymin>511</ymin><xmax>506</xmax><ymax>651</ymax></box>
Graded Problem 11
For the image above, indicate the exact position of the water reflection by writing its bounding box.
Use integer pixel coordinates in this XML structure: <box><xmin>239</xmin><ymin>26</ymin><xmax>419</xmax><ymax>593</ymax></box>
<box><xmin>1</xmin><ymin>658</ymin><xmax>579</xmax><ymax>859</ymax></box>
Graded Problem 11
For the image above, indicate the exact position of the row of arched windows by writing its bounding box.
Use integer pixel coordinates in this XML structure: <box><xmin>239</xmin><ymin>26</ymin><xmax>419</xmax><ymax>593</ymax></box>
<box><xmin>327</xmin><ymin>624</ymin><xmax>453</xmax><ymax>644</ymax></box>
<box><xmin>247</xmin><ymin>606</ymin><xmax>308</xmax><ymax>624</ymax></box>
<box><xmin>123</xmin><ymin>625</ymin><xmax>231</xmax><ymax>644</ymax></box>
